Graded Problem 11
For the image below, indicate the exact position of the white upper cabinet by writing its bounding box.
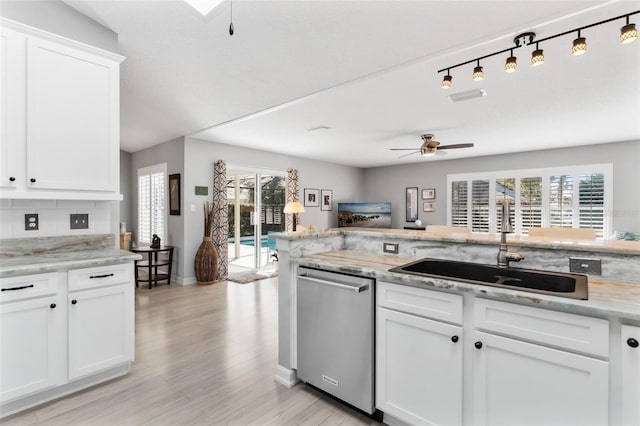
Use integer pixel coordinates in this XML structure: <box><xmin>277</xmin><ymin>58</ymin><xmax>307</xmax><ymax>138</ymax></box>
<box><xmin>0</xmin><ymin>19</ymin><xmax>124</xmax><ymax>200</ymax></box>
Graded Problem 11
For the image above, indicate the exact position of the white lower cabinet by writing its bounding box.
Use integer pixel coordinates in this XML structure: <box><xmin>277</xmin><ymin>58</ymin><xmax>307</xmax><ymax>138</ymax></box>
<box><xmin>0</xmin><ymin>295</ymin><xmax>64</xmax><ymax>401</ymax></box>
<box><xmin>621</xmin><ymin>324</ymin><xmax>640</xmax><ymax>426</ymax></box>
<box><xmin>376</xmin><ymin>307</ymin><xmax>463</xmax><ymax>426</ymax></box>
<box><xmin>68</xmin><ymin>284</ymin><xmax>133</xmax><ymax>380</ymax></box>
<box><xmin>471</xmin><ymin>330</ymin><xmax>609</xmax><ymax>426</ymax></box>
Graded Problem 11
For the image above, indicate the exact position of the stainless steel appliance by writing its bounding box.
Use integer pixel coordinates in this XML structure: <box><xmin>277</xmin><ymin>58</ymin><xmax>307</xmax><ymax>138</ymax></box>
<box><xmin>296</xmin><ymin>267</ymin><xmax>376</xmax><ymax>415</ymax></box>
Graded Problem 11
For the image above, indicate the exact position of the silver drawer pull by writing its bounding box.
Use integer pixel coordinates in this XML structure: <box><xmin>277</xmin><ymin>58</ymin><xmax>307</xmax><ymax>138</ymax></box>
<box><xmin>2</xmin><ymin>284</ymin><xmax>35</xmax><ymax>292</ymax></box>
<box><xmin>90</xmin><ymin>273</ymin><xmax>114</xmax><ymax>279</ymax></box>
<box><xmin>297</xmin><ymin>275</ymin><xmax>369</xmax><ymax>293</ymax></box>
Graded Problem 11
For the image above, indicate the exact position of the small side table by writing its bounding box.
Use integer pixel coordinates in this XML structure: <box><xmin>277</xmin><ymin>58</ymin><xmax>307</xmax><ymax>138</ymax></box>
<box><xmin>131</xmin><ymin>245</ymin><xmax>174</xmax><ymax>289</ymax></box>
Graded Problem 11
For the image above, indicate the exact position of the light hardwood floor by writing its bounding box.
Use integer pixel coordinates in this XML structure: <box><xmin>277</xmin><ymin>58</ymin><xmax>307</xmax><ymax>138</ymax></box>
<box><xmin>4</xmin><ymin>278</ymin><xmax>380</xmax><ymax>425</ymax></box>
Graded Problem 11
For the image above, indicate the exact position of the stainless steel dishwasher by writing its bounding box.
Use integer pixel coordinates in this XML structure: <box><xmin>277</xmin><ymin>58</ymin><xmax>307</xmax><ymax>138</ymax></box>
<box><xmin>296</xmin><ymin>267</ymin><xmax>376</xmax><ymax>415</ymax></box>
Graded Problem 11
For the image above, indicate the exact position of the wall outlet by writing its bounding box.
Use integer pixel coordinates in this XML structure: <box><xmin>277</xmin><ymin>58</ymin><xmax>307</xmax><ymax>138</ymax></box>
<box><xmin>25</xmin><ymin>213</ymin><xmax>39</xmax><ymax>231</ymax></box>
<box><xmin>70</xmin><ymin>213</ymin><xmax>89</xmax><ymax>230</ymax></box>
<box><xmin>383</xmin><ymin>242</ymin><xmax>399</xmax><ymax>254</ymax></box>
<box><xmin>569</xmin><ymin>257</ymin><xmax>602</xmax><ymax>275</ymax></box>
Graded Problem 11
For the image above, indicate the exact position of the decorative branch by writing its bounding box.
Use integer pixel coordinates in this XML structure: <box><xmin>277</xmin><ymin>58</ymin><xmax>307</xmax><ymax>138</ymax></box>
<box><xmin>204</xmin><ymin>201</ymin><xmax>214</xmax><ymax>237</ymax></box>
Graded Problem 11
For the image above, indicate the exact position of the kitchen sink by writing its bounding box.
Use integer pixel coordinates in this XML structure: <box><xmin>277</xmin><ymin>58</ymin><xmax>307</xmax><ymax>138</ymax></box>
<box><xmin>389</xmin><ymin>258</ymin><xmax>588</xmax><ymax>300</ymax></box>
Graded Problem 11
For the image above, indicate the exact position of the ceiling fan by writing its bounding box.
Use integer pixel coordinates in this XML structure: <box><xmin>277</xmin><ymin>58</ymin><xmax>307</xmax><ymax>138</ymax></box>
<box><xmin>390</xmin><ymin>134</ymin><xmax>474</xmax><ymax>158</ymax></box>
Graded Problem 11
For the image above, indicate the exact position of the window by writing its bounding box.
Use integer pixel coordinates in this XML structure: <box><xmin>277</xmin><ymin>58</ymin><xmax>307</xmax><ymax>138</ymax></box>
<box><xmin>447</xmin><ymin>164</ymin><xmax>612</xmax><ymax>239</ymax></box>
<box><xmin>138</xmin><ymin>164</ymin><xmax>167</xmax><ymax>244</ymax></box>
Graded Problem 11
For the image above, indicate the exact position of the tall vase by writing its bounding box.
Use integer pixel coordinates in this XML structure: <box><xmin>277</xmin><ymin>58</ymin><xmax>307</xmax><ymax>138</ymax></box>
<box><xmin>195</xmin><ymin>236</ymin><xmax>219</xmax><ymax>285</ymax></box>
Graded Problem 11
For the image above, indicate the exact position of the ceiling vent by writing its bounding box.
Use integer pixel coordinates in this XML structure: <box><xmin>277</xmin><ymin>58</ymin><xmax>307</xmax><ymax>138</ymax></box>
<box><xmin>448</xmin><ymin>89</ymin><xmax>488</xmax><ymax>103</ymax></box>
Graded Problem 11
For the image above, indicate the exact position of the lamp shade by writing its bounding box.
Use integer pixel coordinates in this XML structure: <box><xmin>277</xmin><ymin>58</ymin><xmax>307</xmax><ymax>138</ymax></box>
<box><xmin>283</xmin><ymin>201</ymin><xmax>305</xmax><ymax>214</ymax></box>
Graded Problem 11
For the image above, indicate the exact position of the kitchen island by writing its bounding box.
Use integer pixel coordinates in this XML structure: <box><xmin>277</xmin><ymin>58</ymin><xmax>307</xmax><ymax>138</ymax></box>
<box><xmin>273</xmin><ymin>228</ymin><xmax>640</xmax><ymax>425</ymax></box>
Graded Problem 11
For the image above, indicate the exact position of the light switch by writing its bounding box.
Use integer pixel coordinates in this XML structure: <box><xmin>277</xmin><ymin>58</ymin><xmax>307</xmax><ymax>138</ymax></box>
<box><xmin>70</xmin><ymin>213</ymin><xmax>89</xmax><ymax>230</ymax></box>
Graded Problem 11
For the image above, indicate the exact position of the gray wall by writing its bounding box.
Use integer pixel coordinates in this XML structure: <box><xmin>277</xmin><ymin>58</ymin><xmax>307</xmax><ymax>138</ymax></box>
<box><xmin>363</xmin><ymin>140</ymin><xmax>640</xmax><ymax>233</ymax></box>
<box><xmin>119</xmin><ymin>150</ymin><xmax>132</xmax><ymax>232</ymax></box>
<box><xmin>182</xmin><ymin>137</ymin><xmax>364</xmax><ymax>283</ymax></box>
<box><xmin>0</xmin><ymin>0</ymin><xmax>119</xmax><ymax>52</ymax></box>
<box><xmin>130</xmin><ymin>137</ymin><xmax>185</xmax><ymax>275</ymax></box>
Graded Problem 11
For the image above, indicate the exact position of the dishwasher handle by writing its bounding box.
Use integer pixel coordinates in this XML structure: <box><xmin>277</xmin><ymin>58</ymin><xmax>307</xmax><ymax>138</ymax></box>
<box><xmin>297</xmin><ymin>274</ymin><xmax>369</xmax><ymax>293</ymax></box>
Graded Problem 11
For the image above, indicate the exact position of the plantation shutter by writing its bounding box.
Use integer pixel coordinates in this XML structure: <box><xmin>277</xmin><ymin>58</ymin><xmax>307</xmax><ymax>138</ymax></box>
<box><xmin>549</xmin><ymin>175</ymin><xmax>574</xmax><ymax>228</ymax></box>
<box><xmin>495</xmin><ymin>178</ymin><xmax>515</xmax><ymax>233</ymax></box>
<box><xmin>520</xmin><ymin>177</ymin><xmax>542</xmax><ymax>234</ymax></box>
<box><xmin>579</xmin><ymin>173</ymin><xmax>605</xmax><ymax>238</ymax></box>
<box><xmin>471</xmin><ymin>180</ymin><xmax>490</xmax><ymax>232</ymax></box>
<box><xmin>451</xmin><ymin>181</ymin><xmax>468</xmax><ymax>227</ymax></box>
<box><xmin>138</xmin><ymin>165</ymin><xmax>166</xmax><ymax>244</ymax></box>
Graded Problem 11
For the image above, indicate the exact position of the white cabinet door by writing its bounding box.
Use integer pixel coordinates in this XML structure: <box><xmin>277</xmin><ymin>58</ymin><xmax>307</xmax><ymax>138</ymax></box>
<box><xmin>0</xmin><ymin>296</ymin><xmax>64</xmax><ymax>401</ymax></box>
<box><xmin>68</xmin><ymin>284</ymin><xmax>133</xmax><ymax>380</ymax></box>
<box><xmin>472</xmin><ymin>330</ymin><xmax>609</xmax><ymax>426</ymax></box>
<box><xmin>26</xmin><ymin>37</ymin><xmax>119</xmax><ymax>192</ymax></box>
<box><xmin>0</xmin><ymin>27</ymin><xmax>26</xmax><ymax>190</ymax></box>
<box><xmin>376</xmin><ymin>307</ymin><xmax>463</xmax><ymax>426</ymax></box>
<box><xmin>621</xmin><ymin>324</ymin><xmax>640</xmax><ymax>426</ymax></box>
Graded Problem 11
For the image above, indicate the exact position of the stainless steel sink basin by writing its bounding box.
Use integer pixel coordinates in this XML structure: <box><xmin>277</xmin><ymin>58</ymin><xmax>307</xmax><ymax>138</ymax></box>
<box><xmin>389</xmin><ymin>258</ymin><xmax>588</xmax><ymax>300</ymax></box>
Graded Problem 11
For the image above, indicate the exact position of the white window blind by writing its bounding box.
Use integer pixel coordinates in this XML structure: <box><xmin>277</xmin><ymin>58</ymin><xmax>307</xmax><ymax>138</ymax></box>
<box><xmin>447</xmin><ymin>164</ymin><xmax>612</xmax><ymax>239</ymax></box>
<box><xmin>138</xmin><ymin>164</ymin><xmax>167</xmax><ymax>244</ymax></box>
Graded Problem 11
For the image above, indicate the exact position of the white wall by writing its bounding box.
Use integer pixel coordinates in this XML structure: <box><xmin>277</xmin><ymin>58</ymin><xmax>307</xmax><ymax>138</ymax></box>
<box><xmin>119</xmin><ymin>150</ymin><xmax>132</xmax><ymax>232</ymax></box>
<box><xmin>182</xmin><ymin>137</ymin><xmax>364</xmax><ymax>283</ymax></box>
<box><xmin>363</xmin><ymin>140</ymin><xmax>640</xmax><ymax>233</ymax></box>
<box><xmin>0</xmin><ymin>0</ymin><xmax>119</xmax><ymax>53</ymax></box>
<box><xmin>0</xmin><ymin>199</ymin><xmax>114</xmax><ymax>239</ymax></box>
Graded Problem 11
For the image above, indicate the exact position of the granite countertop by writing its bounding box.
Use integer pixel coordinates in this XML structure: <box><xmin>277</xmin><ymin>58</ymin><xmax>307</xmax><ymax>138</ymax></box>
<box><xmin>0</xmin><ymin>248</ymin><xmax>141</xmax><ymax>278</ymax></box>
<box><xmin>0</xmin><ymin>234</ymin><xmax>142</xmax><ymax>278</ymax></box>
<box><xmin>297</xmin><ymin>250</ymin><xmax>640</xmax><ymax>322</ymax></box>
<box><xmin>273</xmin><ymin>228</ymin><xmax>640</xmax><ymax>256</ymax></box>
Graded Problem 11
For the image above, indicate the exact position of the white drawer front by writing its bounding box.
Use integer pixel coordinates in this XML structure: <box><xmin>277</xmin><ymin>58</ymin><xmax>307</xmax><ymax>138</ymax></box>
<box><xmin>68</xmin><ymin>263</ymin><xmax>133</xmax><ymax>292</ymax></box>
<box><xmin>0</xmin><ymin>272</ymin><xmax>58</xmax><ymax>302</ymax></box>
<box><xmin>474</xmin><ymin>298</ymin><xmax>609</xmax><ymax>357</ymax></box>
<box><xmin>377</xmin><ymin>281</ymin><xmax>463</xmax><ymax>325</ymax></box>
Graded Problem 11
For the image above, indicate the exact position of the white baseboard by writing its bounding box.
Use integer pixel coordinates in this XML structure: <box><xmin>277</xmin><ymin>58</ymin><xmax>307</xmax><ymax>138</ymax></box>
<box><xmin>173</xmin><ymin>275</ymin><xmax>197</xmax><ymax>286</ymax></box>
<box><xmin>274</xmin><ymin>364</ymin><xmax>299</xmax><ymax>388</ymax></box>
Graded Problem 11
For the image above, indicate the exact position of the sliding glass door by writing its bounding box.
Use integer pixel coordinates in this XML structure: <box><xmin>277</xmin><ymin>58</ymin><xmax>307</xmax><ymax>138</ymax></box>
<box><xmin>227</xmin><ymin>170</ymin><xmax>286</xmax><ymax>270</ymax></box>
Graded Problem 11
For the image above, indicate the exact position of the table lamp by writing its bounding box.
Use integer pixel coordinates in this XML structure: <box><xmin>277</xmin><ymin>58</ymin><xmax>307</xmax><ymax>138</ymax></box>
<box><xmin>283</xmin><ymin>201</ymin><xmax>305</xmax><ymax>232</ymax></box>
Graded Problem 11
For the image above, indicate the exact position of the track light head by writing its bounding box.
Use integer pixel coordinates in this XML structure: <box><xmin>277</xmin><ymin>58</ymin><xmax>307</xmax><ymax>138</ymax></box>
<box><xmin>441</xmin><ymin>74</ymin><xmax>452</xmax><ymax>89</ymax></box>
<box><xmin>505</xmin><ymin>50</ymin><xmax>517</xmax><ymax>73</ymax></box>
<box><xmin>572</xmin><ymin>30</ymin><xmax>587</xmax><ymax>56</ymax></box>
<box><xmin>621</xmin><ymin>19</ymin><xmax>637</xmax><ymax>44</ymax></box>
<box><xmin>472</xmin><ymin>60</ymin><xmax>484</xmax><ymax>81</ymax></box>
<box><xmin>531</xmin><ymin>43</ymin><xmax>545</xmax><ymax>66</ymax></box>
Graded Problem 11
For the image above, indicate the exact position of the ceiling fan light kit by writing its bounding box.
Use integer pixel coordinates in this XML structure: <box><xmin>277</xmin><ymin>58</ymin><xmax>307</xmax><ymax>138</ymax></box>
<box><xmin>437</xmin><ymin>10</ymin><xmax>638</xmax><ymax>89</ymax></box>
<box><xmin>390</xmin><ymin>134</ymin><xmax>474</xmax><ymax>159</ymax></box>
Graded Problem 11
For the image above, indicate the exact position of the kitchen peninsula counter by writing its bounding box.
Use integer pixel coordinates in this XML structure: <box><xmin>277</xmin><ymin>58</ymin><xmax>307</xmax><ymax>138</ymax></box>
<box><xmin>297</xmin><ymin>249</ymin><xmax>640</xmax><ymax>322</ymax></box>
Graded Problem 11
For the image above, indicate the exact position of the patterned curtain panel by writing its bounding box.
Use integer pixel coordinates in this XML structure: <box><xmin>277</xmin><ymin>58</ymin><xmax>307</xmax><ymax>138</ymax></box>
<box><xmin>212</xmin><ymin>160</ymin><xmax>229</xmax><ymax>280</ymax></box>
<box><xmin>286</xmin><ymin>168</ymin><xmax>299</xmax><ymax>232</ymax></box>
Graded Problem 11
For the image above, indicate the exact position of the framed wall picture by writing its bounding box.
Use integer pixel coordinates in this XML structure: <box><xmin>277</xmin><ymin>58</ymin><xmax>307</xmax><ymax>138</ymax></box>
<box><xmin>422</xmin><ymin>188</ymin><xmax>436</xmax><ymax>200</ymax></box>
<box><xmin>304</xmin><ymin>188</ymin><xmax>319</xmax><ymax>207</ymax></box>
<box><xmin>423</xmin><ymin>202</ymin><xmax>435</xmax><ymax>212</ymax></box>
<box><xmin>406</xmin><ymin>187</ymin><xmax>418</xmax><ymax>222</ymax></box>
<box><xmin>169</xmin><ymin>173</ymin><xmax>181</xmax><ymax>215</ymax></box>
<box><xmin>321</xmin><ymin>189</ymin><xmax>333</xmax><ymax>211</ymax></box>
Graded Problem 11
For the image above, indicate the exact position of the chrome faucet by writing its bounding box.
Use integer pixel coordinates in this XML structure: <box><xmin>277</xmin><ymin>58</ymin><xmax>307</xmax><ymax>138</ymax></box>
<box><xmin>497</xmin><ymin>198</ymin><xmax>524</xmax><ymax>268</ymax></box>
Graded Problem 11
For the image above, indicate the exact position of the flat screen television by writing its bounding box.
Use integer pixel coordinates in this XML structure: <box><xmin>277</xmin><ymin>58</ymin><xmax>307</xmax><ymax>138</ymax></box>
<box><xmin>338</xmin><ymin>202</ymin><xmax>392</xmax><ymax>228</ymax></box>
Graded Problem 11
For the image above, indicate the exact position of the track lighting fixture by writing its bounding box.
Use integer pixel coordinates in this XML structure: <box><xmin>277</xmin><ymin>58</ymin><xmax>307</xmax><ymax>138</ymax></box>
<box><xmin>621</xmin><ymin>16</ymin><xmax>637</xmax><ymax>44</ymax></box>
<box><xmin>437</xmin><ymin>10</ymin><xmax>638</xmax><ymax>88</ymax></box>
<box><xmin>441</xmin><ymin>71</ymin><xmax>452</xmax><ymax>89</ymax></box>
<box><xmin>504</xmin><ymin>50</ymin><xmax>517</xmax><ymax>73</ymax></box>
<box><xmin>472</xmin><ymin>60</ymin><xmax>484</xmax><ymax>81</ymax></box>
<box><xmin>531</xmin><ymin>43</ymin><xmax>545</xmax><ymax>66</ymax></box>
<box><xmin>572</xmin><ymin>30</ymin><xmax>587</xmax><ymax>56</ymax></box>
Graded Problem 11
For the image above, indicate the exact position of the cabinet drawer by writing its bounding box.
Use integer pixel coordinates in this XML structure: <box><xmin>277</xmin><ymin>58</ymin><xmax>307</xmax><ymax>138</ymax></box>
<box><xmin>68</xmin><ymin>263</ymin><xmax>133</xmax><ymax>292</ymax></box>
<box><xmin>377</xmin><ymin>281</ymin><xmax>463</xmax><ymax>325</ymax></box>
<box><xmin>474</xmin><ymin>298</ymin><xmax>609</xmax><ymax>357</ymax></box>
<box><xmin>0</xmin><ymin>272</ymin><xmax>58</xmax><ymax>302</ymax></box>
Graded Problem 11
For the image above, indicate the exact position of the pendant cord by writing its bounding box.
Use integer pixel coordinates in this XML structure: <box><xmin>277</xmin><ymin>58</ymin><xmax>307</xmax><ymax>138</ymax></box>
<box><xmin>229</xmin><ymin>0</ymin><xmax>234</xmax><ymax>35</ymax></box>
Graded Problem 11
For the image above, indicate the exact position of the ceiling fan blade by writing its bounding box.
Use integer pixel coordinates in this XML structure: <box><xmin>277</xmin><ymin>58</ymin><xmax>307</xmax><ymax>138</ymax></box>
<box><xmin>438</xmin><ymin>143</ymin><xmax>474</xmax><ymax>150</ymax></box>
<box><xmin>398</xmin><ymin>151</ymin><xmax>419</xmax><ymax>158</ymax></box>
<box><xmin>390</xmin><ymin>148</ymin><xmax>421</xmax><ymax>151</ymax></box>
